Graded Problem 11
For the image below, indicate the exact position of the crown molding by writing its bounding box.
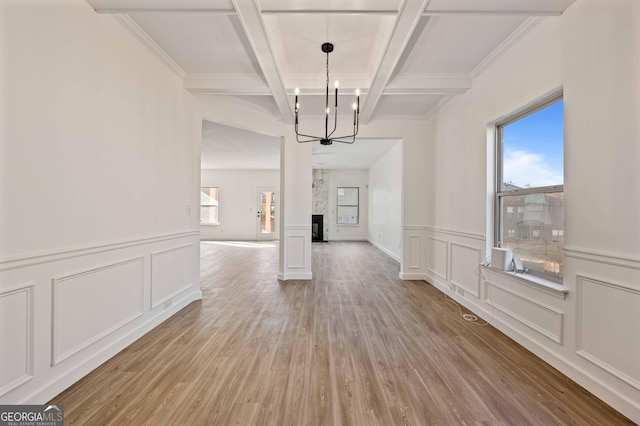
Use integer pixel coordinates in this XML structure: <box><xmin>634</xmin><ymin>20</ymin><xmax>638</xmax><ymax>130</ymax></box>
<box><xmin>385</xmin><ymin>73</ymin><xmax>471</xmax><ymax>94</ymax></box>
<box><xmin>470</xmin><ymin>16</ymin><xmax>544</xmax><ymax>80</ymax></box>
<box><xmin>184</xmin><ymin>73</ymin><xmax>270</xmax><ymax>95</ymax></box>
<box><xmin>113</xmin><ymin>14</ymin><xmax>186</xmax><ymax>79</ymax></box>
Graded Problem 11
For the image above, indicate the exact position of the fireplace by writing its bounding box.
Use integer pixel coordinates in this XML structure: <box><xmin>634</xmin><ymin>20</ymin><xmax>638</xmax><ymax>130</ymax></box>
<box><xmin>312</xmin><ymin>214</ymin><xmax>324</xmax><ymax>242</ymax></box>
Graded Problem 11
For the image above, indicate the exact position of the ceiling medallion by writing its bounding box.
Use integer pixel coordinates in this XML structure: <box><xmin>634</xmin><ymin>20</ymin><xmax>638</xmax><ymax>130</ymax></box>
<box><xmin>294</xmin><ymin>43</ymin><xmax>360</xmax><ymax>145</ymax></box>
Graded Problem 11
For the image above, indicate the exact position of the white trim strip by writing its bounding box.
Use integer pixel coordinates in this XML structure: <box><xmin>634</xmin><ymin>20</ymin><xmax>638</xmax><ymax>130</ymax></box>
<box><xmin>0</xmin><ymin>231</ymin><xmax>199</xmax><ymax>272</ymax></box>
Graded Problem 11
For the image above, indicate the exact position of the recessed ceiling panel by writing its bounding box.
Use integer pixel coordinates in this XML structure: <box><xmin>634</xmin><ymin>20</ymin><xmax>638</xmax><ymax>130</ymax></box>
<box><xmin>259</xmin><ymin>0</ymin><xmax>401</xmax><ymax>12</ymax></box>
<box><xmin>425</xmin><ymin>0</ymin><xmax>576</xmax><ymax>14</ymax></box>
<box><xmin>202</xmin><ymin>121</ymin><xmax>280</xmax><ymax>170</ymax></box>
<box><xmin>396</xmin><ymin>15</ymin><xmax>526</xmax><ymax>74</ymax></box>
<box><xmin>373</xmin><ymin>95</ymin><xmax>444</xmax><ymax>118</ymax></box>
<box><xmin>262</xmin><ymin>14</ymin><xmax>395</xmax><ymax>85</ymax></box>
<box><xmin>87</xmin><ymin>0</ymin><xmax>233</xmax><ymax>12</ymax></box>
<box><xmin>129</xmin><ymin>13</ymin><xmax>262</xmax><ymax>74</ymax></box>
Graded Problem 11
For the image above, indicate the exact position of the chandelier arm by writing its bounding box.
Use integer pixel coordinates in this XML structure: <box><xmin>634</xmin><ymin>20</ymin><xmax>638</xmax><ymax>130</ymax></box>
<box><xmin>329</xmin><ymin>117</ymin><xmax>359</xmax><ymax>142</ymax></box>
<box><xmin>327</xmin><ymin>106</ymin><xmax>339</xmax><ymax>138</ymax></box>
<box><xmin>296</xmin><ymin>134</ymin><xmax>322</xmax><ymax>143</ymax></box>
<box><xmin>295</xmin><ymin>120</ymin><xmax>324</xmax><ymax>140</ymax></box>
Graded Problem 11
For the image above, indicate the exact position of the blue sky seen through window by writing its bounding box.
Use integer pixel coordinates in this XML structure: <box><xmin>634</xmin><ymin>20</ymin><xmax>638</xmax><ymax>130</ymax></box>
<box><xmin>502</xmin><ymin>100</ymin><xmax>564</xmax><ymax>188</ymax></box>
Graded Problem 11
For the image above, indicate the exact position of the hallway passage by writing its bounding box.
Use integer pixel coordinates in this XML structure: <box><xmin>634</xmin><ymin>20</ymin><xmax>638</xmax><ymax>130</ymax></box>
<box><xmin>51</xmin><ymin>241</ymin><xmax>631</xmax><ymax>425</ymax></box>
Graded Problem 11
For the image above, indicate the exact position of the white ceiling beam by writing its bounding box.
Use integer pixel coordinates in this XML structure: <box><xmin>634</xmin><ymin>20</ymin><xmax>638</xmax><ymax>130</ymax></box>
<box><xmin>184</xmin><ymin>74</ymin><xmax>271</xmax><ymax>95</ymax></box>
<box><xmin>231</xmin><ymin>0</ymin><xmax>293</xmax><ymax>123</ymax></box>
<box><xmin>359</xmin><ymin>0</ymin><xmax>433</xmax><ymax>124</ymax></box>
<box><xmin>86</xmin><ymin>0</ymin><xmax>235</xmax><ymax>13</ymax></box>
<box><xmin>384</xmin><ymin>73</ymin><xmax>471</xmax><ymax>95</ymax></box>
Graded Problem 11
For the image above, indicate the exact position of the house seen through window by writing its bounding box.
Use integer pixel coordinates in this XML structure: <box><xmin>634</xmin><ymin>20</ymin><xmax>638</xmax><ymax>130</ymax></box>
<box><xmin>200</xmin><ymin>187</ymin><xmax>219</xmax><ymax>224</ymax></box>
<box><xmin>496</xmin><ymin>93</ymin><xmax>564</xmax><ymax>280</ymax></box>
<box><xmin>337</xmin><ymin>187</ymin><xmax>359</xmax><ymax>225</ymax></box>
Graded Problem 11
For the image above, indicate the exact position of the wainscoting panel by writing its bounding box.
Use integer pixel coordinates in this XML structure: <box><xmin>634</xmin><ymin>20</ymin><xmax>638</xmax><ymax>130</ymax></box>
<box><xmin>409</xmin><ymin>235</ymin><xmax>421</xmax><ymax>269</ymax></box>
<box><xmin>286</xmin><ymin>236</ymin><xmax>306</xmax><ymax>269</ymax></box>
<box><xmin>279</xmin><ymin>226</ymin><xmax>312</xmax><ymax>280</ymax></box>
<box><xmin>52</xmin><ymin>257</ymin><xmax>144</xmax><ymax>365</ymax></box>
<box><xmin>450</xmin><ymin>243</ymin><xmax>481</xmax><ymax>298</ymax></box>
<box><xmin>486</xmin><ymin>282</ymin><xmax>563</xmax><ymax>344</ymax></box>
<box><xmin>0</xmin><ymin>284</ymin><xmax>33</xmax><ymax>396</ymax></box>
<box><xmin>150</xmin><ymin>244</ymin><xmax>195</xmax><ymax>309</ymax></box>
<box><xmin>427</xmin><ymin>237</ymin><xmax>448</xmax><ymax>281</ymax></box>
<box><xmin>576</xmin><ymin>275</ymin><xmax>640</xmax><ymax>390</ymax></box>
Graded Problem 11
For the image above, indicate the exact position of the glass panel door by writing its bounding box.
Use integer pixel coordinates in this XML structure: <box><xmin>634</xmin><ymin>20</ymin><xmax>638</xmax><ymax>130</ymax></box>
<box><xmin>257</xmin><ymin>188</ymin><xmax>278</xmax><ymax>240</ymax></box>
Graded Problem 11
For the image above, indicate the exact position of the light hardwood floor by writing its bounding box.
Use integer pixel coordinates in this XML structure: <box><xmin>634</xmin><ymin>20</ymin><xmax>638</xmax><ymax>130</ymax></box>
<box><xmin>51</xmin><ymin>241</ymin><xmax>632</xmax><ymax>425</ymax></box>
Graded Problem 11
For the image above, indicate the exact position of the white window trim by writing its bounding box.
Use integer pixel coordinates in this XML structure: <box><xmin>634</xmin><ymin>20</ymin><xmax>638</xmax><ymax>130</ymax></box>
<box><xmin>486</xmin><ymin>87</ymin><xmax>565</xmax><ymax>291</ymax></box>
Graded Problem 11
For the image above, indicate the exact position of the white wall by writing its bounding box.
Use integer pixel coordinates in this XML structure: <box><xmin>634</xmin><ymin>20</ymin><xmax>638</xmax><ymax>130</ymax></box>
<box><xmin>0</xmin><ymin>0</ymin><xmax>201</xmax><ymax>404</ymax></box>
<box><xmin>200</xmin><ymin>169</ymin><xmax>279</xmax><ymax>240</ymax></box>
<box><xmin>401</xmin><ymin>0</ymin><xmax>640</xmax><ymax>421</ymax></box>
<box><xmin>368</xmin><ymin>143</ymin><xmax>402</xmax><ymax>262</ymax></box>
<box><xmin>325</xmin><ymin>170</ymin><xmax>369</xmax><ymax>241</ymax></box>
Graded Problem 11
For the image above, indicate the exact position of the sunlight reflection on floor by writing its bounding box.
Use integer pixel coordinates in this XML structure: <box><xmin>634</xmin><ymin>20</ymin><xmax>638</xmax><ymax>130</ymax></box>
<box><xmin>201</xmin><ymin>240</ymin><xmax>277</xmax><ymax>248</ymax></box>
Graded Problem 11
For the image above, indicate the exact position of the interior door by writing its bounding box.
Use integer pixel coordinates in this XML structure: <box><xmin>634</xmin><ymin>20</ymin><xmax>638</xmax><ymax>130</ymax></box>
<box><xmin>257</xmin><ymin>188</ymin><xmax>278</xmax><ymax>240</ymax></box>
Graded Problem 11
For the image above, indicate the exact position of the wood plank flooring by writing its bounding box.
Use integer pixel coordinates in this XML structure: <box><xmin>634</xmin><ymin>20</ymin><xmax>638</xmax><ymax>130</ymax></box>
<box><xmin>50</xmin><ymin>241</ymin><xmax>633</xmax><ymax>425</ymax></box>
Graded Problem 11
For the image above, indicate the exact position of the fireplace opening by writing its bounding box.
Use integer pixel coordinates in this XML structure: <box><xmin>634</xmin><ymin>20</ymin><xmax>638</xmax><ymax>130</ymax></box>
<box><xmin>312</xmin><ymin>215</ymin><xmax>324</xmax><ymax>242</ymax></box>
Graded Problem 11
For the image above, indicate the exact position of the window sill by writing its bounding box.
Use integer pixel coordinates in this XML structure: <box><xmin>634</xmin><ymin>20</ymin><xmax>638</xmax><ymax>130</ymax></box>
<box><xmin>200</xmin><ymin>223</ymin><xmax>221</xmax><ymax>226</ymax></box>
<box><xmin>488</xmin><ymin>267</ymin><xmax>568</xmax><ymax>300</ymax></box>
<box><xmin>336</xmin><ymin>224</ymin><xmax>360</xmax><ymax>227</ymax></box>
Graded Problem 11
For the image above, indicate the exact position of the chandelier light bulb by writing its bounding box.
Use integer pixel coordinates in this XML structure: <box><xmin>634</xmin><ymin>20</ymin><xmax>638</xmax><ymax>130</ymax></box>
<box><xmin>295</xmin><ymin>88</ymin><xmax>300</xmax><ymax>95</ymax></box>
<box><xmin>352</xmin><ymin>102</ymin><xmax>357</xmax><ymax>110</ymax></box>
<box><xmin>326</xmin><ymin>107</ymin><xmax>330</xmax><ymax>115</ymax></box>
<box><xmin>356</xmin><ymin>88</ymin><xmax>360</xmax><ymax>96</ymax></box>
<box><xmin>335</xmin><ymin>80</ymin><xmax>339</xmax><ymax>88</ymax></box>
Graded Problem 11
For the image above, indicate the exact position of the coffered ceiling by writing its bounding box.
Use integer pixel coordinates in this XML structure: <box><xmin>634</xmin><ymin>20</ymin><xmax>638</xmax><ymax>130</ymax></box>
<box><xmin>86</xmin><ymin>0</ymin><xmax>576</xmax><ymax>123</ymax></box>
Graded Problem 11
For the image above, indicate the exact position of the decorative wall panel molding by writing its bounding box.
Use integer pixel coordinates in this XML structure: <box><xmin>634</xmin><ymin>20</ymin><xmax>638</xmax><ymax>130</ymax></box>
<box><xmin>427</xmin><ymin>237</ymin><xmax>448</xmax><ymax>281</ymax></box>
<box><xmin>424</xmin><ymin>225</ymin><xmax>485</xmax><ymax>241</ymax></box>
<box><xmin>280</xmin><ymin>226</ymin><xmax>311</xmax><ymax>280</ymax></box>
<box><xmin>0</xmin><ymin>231</ymin><xmax>199</xmax><ymax>272</ymax></box>
<box><xmin>408</xmin><ymin>235</ymin><xmax>422</xmax><ymax>269</ymax></box>
<box><xmin>450</xmin><ymin>243</ymin><xmax>481</xmax><ymax>298</ymax></box>
<box><xmin>576</xmin><ymin>275</ymin><xmax>640</xmax><ymax>390</ymax></box>
<box><xmin>0</xmin><ymin>284</ymin><xmax>34</xmax><ymax>396</ymax></box>
<box><xmin>485</xmin><ymin>281</ymin><xmax>563</xmax><ymax>344</ymax></box>
<box><xmin>151</xmin><ymin>243</ymin><xmax>195</xmax><ymax>309</ymax></box>
<box><xmin>565</xmin><ymin>247</ymin><xmax>640</xmax><ymax>272</ymax></box>
<box><xmin>52</xmin><ymin>257</ymin><xmax>145</xmax><ymax>365</ymax></box>
<box><xmin>286</xmin><ymin>236</ymin><xmax>306</xmax><ymax>269</ymax></box>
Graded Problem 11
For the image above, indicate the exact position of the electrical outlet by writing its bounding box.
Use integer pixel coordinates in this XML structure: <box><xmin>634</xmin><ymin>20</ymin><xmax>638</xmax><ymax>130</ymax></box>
<box><xmin>186</xmin><ymin>205</ymin><xmax>191</xmax><ymax>215</ymax></box>
<box><xmin>164</xmin><ymin>299</ymin><xmax>172</xmax><ymax>310</ymax></box>
<box><xmin>448</xmin><ymin>283</ymin><xmax>455</xmax><ymax>291</ymax></box>
<box><xmin>456</xmin><ymin>287</ymin><xmax>465</xmax><ymax>296</ymax></box>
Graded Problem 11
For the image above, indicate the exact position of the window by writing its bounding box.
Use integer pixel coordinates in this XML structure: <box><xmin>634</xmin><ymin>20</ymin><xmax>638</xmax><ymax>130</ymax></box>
<box><xmin>200</xmin><ymin>187</ymin><xmax>219</xmax><ymax>224</ymax></box>
<box><xmin>496</xmin><ymin>93</ymin><xmax>564</xmax><ymax>280</ymax></box>
<box><xmin>337</xmin><ymin>187</ymin><xmax>359</xmax><ymax>224</ymax></box>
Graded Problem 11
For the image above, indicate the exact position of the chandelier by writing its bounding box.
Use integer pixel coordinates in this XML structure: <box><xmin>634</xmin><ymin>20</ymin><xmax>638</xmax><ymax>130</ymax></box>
<box><xmin>294</xmin><ymin>42</ymin><xmax>360</xmax><ymax>145</ymax></box>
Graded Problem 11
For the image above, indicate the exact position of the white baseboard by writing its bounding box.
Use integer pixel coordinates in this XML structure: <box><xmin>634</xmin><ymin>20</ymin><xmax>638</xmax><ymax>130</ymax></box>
<box><xmin>399</xmin><ymin>272</ymin><xmax>427</xmax><ymax>280</ymax></box>
<box><xmin>22</xmin><ymin>289</ymin><xmax>202</xmax><ymax>404</ymax></box>
<box><xmin>277</xmin><ymin>272</ymin><xmax>312</xmax><ymax>281</ymax></box>
<box><xmin>367</xmin><ymin>239</ymin><xmax>401</xmax><ymax>263</ymax></box>
<box><xmin>423</xmin><ymin>270</ymin><xmax>640</xmax><ymax>423</ymax></box>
